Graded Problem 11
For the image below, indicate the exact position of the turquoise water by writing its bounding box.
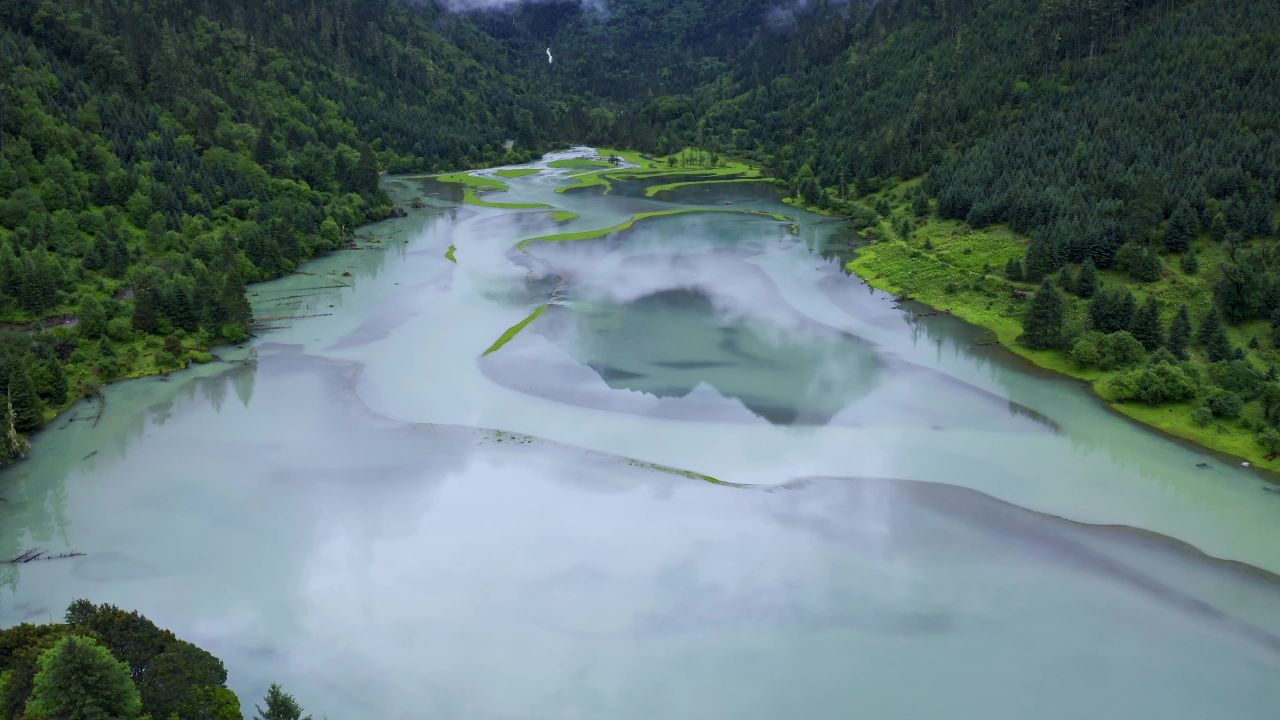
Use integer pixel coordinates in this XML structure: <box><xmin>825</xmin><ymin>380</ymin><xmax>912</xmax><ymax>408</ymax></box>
<box><xmin>1</xmin><ymin>149</ymin><xmax>1277</xmax><ymax>719</ymax></box>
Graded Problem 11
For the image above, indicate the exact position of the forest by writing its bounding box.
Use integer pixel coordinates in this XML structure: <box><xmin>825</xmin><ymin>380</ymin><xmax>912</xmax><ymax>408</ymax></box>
<box><xmin>0</xmin><ymin>599</ymin><xmax>312</xmax><ymax>719</ymax></box>
<box><xmin>0</xmin><ymin>0</ymin><xmax>1278</xmax><ymax>460</ymax></box>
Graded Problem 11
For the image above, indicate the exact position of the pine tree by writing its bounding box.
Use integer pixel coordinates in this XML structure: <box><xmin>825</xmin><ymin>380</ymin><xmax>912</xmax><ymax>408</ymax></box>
<box><xmin>1131</xmin><ymin>297</ymin><xmax>1163</xmax><ymax>351</ymax></box>
<box><xmin>1075</xmin><ymin>258</ymin><xmax>1098</xmax><ymax>297</ymax></box>
<box><xmin>911</xmin><ymin>190</ymin><xmax>929</xmax><ymax>217</ymax></box>
<box><xmin>1198</xmin><ymin>309</ymin><xmax>1233</xmax><ymax>362</ymax></box>
<box><xmin>1132</xmin><ymin>248</ymin><xmax>1162</xmax><ymax>282</ymax></box>
<box><xmin>1022</xmin><ymin>239</ymin><xmax>1059</xmax><ymax>282</ymax></box>
<box><xmin>0</xmin><ymin>394</ymin><xmax>29</xmax><ymax>463</ymax></box>
<box><xmin>1020</xmin><ymin>279</ymin><xmax>1064</xmax><ymax>350</ymax></box>
<box><xmin>1180</xmin><ymin>250</ymin><xmax>1200</xmax><ymax>275</ymax></box>
<box><xmin>1164</xmin><ymin>203</ymin><xmax>1195</xmax><ymax>253</ymax></box>
<box><xmin>1005</xmin><ymin>257</ymin><xmax>1023</xmax><ymax>281</ymax></box>
<box><xmin>254</xmin><ymin>684</ymin><xmax>311</xmax><ymax>720</ymax></box>
<box><xmin>7</xmin><ymin>365</ymin><xmax>42</xmax><ymax>434</ymax></box>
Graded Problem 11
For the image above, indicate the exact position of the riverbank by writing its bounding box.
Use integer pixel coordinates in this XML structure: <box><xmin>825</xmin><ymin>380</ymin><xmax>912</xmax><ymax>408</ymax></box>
<box><xmin>828</xmin><ymin>179</ymin><xmax>1280</xmax><ymax>475</ymax></box>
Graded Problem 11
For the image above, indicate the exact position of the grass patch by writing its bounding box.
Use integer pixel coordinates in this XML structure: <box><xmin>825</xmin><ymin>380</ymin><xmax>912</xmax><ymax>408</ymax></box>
<box><xmin>556</xmin><ymin>147</ymin><xmax>771</xmax><ymax>196</ymax></box>
<box><xmin>549</xmin><ymin>158</ymin><xmax>615</xmax><ymax>169</ymax></box>
<box><xmin>516</xmin><ymin>208</ymin><xmax>790</xmax><ymax>250</ymax></box>
<box><xmin>482</xmin><ymin>305</ymin><xmax>548</xmax><ymax>356</ymax></box>
<box><xmin>445</xmin><ymin>244</ymin><xmax>456</xmax><ymax>263</ymax></box>
<box><xmin>436</xmin><ymin>171</ymin><xmax>549</xmax><ymax>209</ymax></box>
<box><xmin>549</xmin><ymin>210</ymin><xmax>579</xmax><ymax>222</ymax></box>
<box><xmin>645</xmin><ymin>177</ymin><xmax>775</xmax><ymax>198</ymax></box>
<box><xmin>495</xmin><ymin>168</ymin><xmax>540</xmax><ymax>178</ymax></box>
<box><xmin>845</xmin><ymin>178</ymin><xmax>1280</xmax><ymax>470</ymax></box>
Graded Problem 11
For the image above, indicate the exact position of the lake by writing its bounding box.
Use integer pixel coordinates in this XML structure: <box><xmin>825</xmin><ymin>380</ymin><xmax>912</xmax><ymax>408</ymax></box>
<box><xmin>1</xmin><ymin>148</ymin><xmax>1278</xmax><ymax>719</ymax></box>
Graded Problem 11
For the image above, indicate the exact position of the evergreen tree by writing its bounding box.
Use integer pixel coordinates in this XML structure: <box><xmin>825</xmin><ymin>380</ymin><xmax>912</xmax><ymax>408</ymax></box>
<box><xmin>911</xmin><ymin>190</ymin><xmax>928</xmax><ymax>217</ymax></box>
<box><xmin>1197</xmin><ymin>309</ymin><xmax>1233</xmax><ymax>362</ymax></box>
<box><xmin>1019</xmin><ymin>280</ymin><xmax>1064</xmax><ymax>350</ymax></box>
<box><xmin>1180</xmin><ymin>250</ymin><xmax>1200</xmax><ymax>275</ymax></box>
<box><xmin>1164</xmin><ymin>202</ymin><xmax>1195</xmax><ymax>253</ymax></box>
<box><xmin>7</xmin><ymin>365</ymin><xmax>43</xmax><ymax>433</ymax></box>
<box><xmin>254</xmin><ymin>684</ymin><xmax>311</xmax><ymax>720</ymax></box>
<box><xmin>1005</xmin><ymin>257</ymin><xmax>1023</xmax><ymax>281</ymax></box>
<box><xmin>1089</xmin><ymin>288</ymin><xmax>1136</xmax><ymax>334</ymax></box>
<box><xmin>1075</xmin><ymin>258</ymin><xmax>1098</xmax><ymax>297</ymax></box>
<box><xmin>1131</xmin><ymin>296</ymin><xmax>1163</xmax><ymax>351</ymax></box>
<box><xmin>23</xmin><ymin>635</ymin><xmax>142</xmax><ymax>720</ymax></box>
<box><xmin>0</xmin><ymin>394</ymin><xmax>29</xmax><ymax>463</ymax></box>
<box><xmin>1022</xmin><ymin>239</ymin><xmax>1059</xmax><ymax>282</ymax></box>
<box><xmin>1132</xmin><ymin>248</ymin><xmax>1162</xmax><ymax>282</ymax></box>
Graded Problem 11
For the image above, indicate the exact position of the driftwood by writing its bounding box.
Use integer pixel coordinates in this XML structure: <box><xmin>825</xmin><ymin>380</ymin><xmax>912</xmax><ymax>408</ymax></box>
<box><xmin>92</xmin><ymin>387</ymin><xmax>105</xmax><ymax>427</ymax></box>
<box><xmin>5</xmin><ymin>548</ymin><xmax>86</xmax><ymax>564</ymax></box>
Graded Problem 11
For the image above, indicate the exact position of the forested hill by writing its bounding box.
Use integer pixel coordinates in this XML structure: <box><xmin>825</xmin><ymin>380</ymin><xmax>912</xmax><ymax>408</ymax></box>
<box><xmin>1</xmin><ymin>0</ymin><xmax>1278</xmax><ymax>463</ymax></box>
<box><xmin>0</xmin><ymin>0</ymin><xmax>559</xmax><ymax>458</ymax></box>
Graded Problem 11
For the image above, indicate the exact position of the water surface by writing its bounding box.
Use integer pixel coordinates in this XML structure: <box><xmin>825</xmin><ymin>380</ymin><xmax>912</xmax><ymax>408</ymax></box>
<box><xmin>1</xmin><ymin>149</ymin><xmax>1278</xmax><ymax>719</ymax></box>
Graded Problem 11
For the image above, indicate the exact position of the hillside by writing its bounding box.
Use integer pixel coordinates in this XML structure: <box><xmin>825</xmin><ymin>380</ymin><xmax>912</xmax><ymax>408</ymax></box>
<box><xmin>0</xmin><ymin>0</ymin><xmax>558</xmax><ymax>458</ymax></box>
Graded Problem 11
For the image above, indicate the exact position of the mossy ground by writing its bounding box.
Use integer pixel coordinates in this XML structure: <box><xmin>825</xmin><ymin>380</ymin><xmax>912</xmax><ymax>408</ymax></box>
<box><xmin>495</xmin><ymin>168</ymin><xmax>540</xmax><ymax>178</ymax></box>
<box><xmin>843</xmin><ymin>178</ymin><xmax>1280</xmax><ymax>471</ymax></box>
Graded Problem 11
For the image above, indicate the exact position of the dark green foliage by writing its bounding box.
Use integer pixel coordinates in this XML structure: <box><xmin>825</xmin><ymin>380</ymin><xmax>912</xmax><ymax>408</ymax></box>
<box><xmin>1168</xmin><ymin>304</ymin><xmax>1192</xmax><ymax>359</ymax></box>
<box><xmin>1</xmin><ymin>601</ymin><xmax>245</xmax><ymax>720</ymax></box>
<box><xmin>1180</xmin><ymin>251</ymin><xmax>1200</xmax><ymax>275</ymax></box>
<box><xmin>1004</xmin><ymin>257</ymin><xmax>1023</xmax><ymax>281</ymax></box>
<box><xmin>1089</xmin><ymin>288</ymin><xmax>1136</xmax><ymax>334</ymax></box>
<box><xmin>254</xmin><ymin>684</ymin><xmax>312</xmax><ymax>720</ymax></box>
<box><xmin>3</xmin><ymin>365</ymin><xmax>42</xmax><ymax>433</ymax></box>
<box><xmin>23</xmin><ymin>635</ymin><xmax>141</xmax><ymax>720</ymax></box>
<box><xmin>1131</xmin><ymin>297</ymin><xmax>1163</xmax><ymax>351</ymax></box>
<box><xmin>1019</xmin><ymin>280</ymin><xmax>1063</xmax><ymax>350</ymax></box>
<box><xmin>1070</xmin><ymin>331</ymin><xmax>1145</xmax><ymax>371</ymax></box>
<box><xmin>911</xmin><ymin>190</ymin><xmax>929</xmax><ymax>217</ymax></box>
<box><xmin>1164</xmin><ymin>203</ymin><xmax>1196</xmax><ymax>254</ymax></box>
<box><xmin>1208</xmin><ymin>360</ymin><xmax>1263</xmax><ymax>399</ymax></box>
<box><xmin>1109</xmin><ymin>361</ymin><xmax>1198</xmax><ymax>405</ymax></box>
<box><xmin>1131</xmin><ymin>249</ymin><xmax>1162</xmax><ymax>283</ymax></box>
<box><xmin>64</xmin><ymin>601</ymin><xmax>227</xmax><ymax>720</ymax></box>
<box><xmin>1197</xmin><ymin>310</ymin><xmax>1234</xmax><ymax>362</ymax></box>
<box><xmin>1208</xmin><ymin>390</ymin><xmax>1243</xmax><ymax>418</ymax></box>
<box><xmin>1075</xmin><ymin>259</ymin><xmax>1097</xmax><ymax>298</ymax></box>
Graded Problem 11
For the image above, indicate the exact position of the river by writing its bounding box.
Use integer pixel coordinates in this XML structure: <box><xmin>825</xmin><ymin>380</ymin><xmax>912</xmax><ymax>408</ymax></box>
<box><xmin>1</xmin><ymin>148</ymin><xmax>1278</xmax><ymax>718</ymax></box>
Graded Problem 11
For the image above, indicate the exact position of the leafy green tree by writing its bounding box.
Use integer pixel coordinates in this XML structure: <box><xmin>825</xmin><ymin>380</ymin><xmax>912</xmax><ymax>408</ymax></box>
<box><xmin>178</xmin><ymin>685</ymin><xmax>242</xmax><ymax>720</ymax></box>
<box><xmin>794</xmin><ymin>163</ymin><xmax>820</xmax><ymax>206</ymax></box>
<box><xmin>1108</xmin><ymin>361</ymin><xmax>1198</xmax><ymax>405</ymax></box>
<box><xmin>254</xmin><ymin>684</ymin><xmax>312</xmax><ymax>720</ymax></box>
<box><xmin>23</xmin><ymin>635</ymin><xmax>141</xmax><ymax>720</ymax></box>
<box><xmin>1019</xmin><ymin>280</ymin><xmax>1064</xmax><ymax>349</ymax></box>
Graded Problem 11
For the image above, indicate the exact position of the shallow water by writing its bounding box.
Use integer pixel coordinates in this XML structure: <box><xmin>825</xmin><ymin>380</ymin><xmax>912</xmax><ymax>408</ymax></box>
<box><xmin>1</xmin><ymin>149</ymin><xmax>1278</xmax><ymax>719</ymax></box>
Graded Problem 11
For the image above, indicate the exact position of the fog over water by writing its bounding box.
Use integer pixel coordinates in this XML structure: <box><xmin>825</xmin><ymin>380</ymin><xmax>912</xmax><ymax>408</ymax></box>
<box><xmin>1</xmin><ymin>149</ymin><xmax>1277</xmax><ymax>718</ymax></box>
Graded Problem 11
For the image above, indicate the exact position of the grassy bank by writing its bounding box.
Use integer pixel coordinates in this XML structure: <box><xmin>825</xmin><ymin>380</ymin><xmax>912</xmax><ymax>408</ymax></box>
<box><xmin>516</xmin><ymin>208</ymin><xmax>789</xmax><ymax>250</ymax></box>
<box><xmin>435</xmin><ymin>172</ymin><xmax>550</xmax><ymax>210</ymax></box>
<box><xmin>842</xmin><ymin>179</ymin><xmax>1280</xmax><ymax>472</ymax></box>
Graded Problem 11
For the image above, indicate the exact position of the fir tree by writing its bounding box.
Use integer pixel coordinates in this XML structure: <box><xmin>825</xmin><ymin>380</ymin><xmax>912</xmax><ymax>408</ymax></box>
<box><xmin>1131</xmin><ymin>296</ymin><xmax>1163</xmax><ymax>351</ymax></box>
<box><xmin>254</xmin><ymin>684</ymin><xmax>312</xmax><ymax>720</ymax></box>
<box><xmin>1005</xmin><ymin>257</ymin><xmax>1023</xmax><ymax>281</ymax></box>
<box><xmin>1198</xmin><ymin>309</ymin><xmax>1233</xmax><ymax>362</ymax></box>
<box><xmin>1132</xmin><ymin>248</ymin><xmax>1162</xmax><ymax>282</ymax></box>
<box><xmin>1075</xmin><ymin>258</ymin><xmax>1098</xmax><ymax>297</ymax></box>
<box><xmin>0</xmin><ymin>394</ymin><xmax>29</xmax><ymax>463</ymax></box>
<box><xmin>1020</xmin><ymin>280</ymin><xmax>1064</xmax><ymax>350</ymax></box>
<box><xmin>1180</xmin><ymin>250</ymin><xmax>1200</xmax><ymax>275</ymax></box>
<box><xmin>1164</xmin><ymin>203</ymin><xmax>1195</xmax><ymax>253</ymax></box>
<box><xmin>7</xmin><ymin>365</ymin><xmax>43</xmax><ymax>433</ymax></box>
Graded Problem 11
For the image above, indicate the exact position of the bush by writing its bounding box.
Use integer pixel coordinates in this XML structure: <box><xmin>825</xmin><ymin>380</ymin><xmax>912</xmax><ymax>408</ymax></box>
<box><xmin>1208</xmin><ymin>390</ymin><xmax>1243</xmax><ymax>418</ymax></box>
<box><xmin>1208</xmin><ymin>360</ymin><xmax>1263</xmax><ymax>399</ymax></box>
<box><xmin>1070</xmin><ymin>331</ymin><xmax>1104</xmax><ymax>368</ymax></box>
<box><xmin>1109</xmin><ymin>361</ymin><xmax>1198</xmax><ymax>405</ymax></box>
<box><xmin>1191</xmin><ymin>406</ymin><xmax>1214</xmax><ymax>427</ymax></box>
<box><xmin>1099</xmin><ymin>331</ymin><xmax>1146</xmax><ymax>369</ymax></box>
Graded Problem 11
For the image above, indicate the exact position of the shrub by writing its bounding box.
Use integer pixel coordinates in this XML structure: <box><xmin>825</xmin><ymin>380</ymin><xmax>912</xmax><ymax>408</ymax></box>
<box><xmin>1109</xmin><ymin>361</ymin><xmax>1198</xmax><ymax>405</ymax></box>
<box><xmin>1191</xmin><ymin>407</ymin><xmax>1214</xmax><ymax>427</ymax></box>
<box><xmin>1208</xmin><ymin>390</ymin><xmax>1243</xmax><ymax>418</ymax></box>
